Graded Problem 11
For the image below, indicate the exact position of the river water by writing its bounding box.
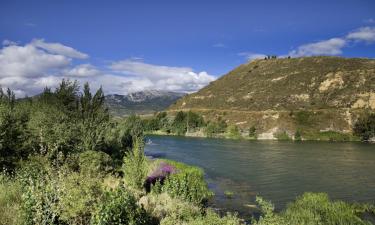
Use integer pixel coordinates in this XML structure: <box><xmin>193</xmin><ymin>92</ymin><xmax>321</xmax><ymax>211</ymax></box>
<box><xmin>145</xmin><ymin>135</ymin><xmax>375</xmax><ymax>217</ymax></box>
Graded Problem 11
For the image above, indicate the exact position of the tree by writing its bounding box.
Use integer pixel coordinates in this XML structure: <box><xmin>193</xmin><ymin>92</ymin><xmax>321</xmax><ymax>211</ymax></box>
<box><xmin>0</xmin><ymin>89</ymin><xmax>30</xmax><ymax>169</ymax></box>
<box><xmin>353</xmin><ymin>113</ymin><xmax>375</xmax><ymax>141</ymax></box>
<box><xmin>79</xmin><ymin>83</ymin><xmax>109</xmax><ymax>151</ymax></box>
<box><xmin>249</xmin><ymin>126</ymin><xmax>257</xmax><ymax>138</ymax></box>
<box><xmin>123</xmin><ymin>137</ymin><xmax>148</xmax><ymax>190</ymax></box>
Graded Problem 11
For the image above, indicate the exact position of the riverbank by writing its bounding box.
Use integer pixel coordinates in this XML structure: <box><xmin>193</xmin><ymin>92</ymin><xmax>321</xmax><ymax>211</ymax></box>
<box><xmin>145</xmin><ymin>129</ymin><xmax>363</xmax><ymax>142</ymax></box>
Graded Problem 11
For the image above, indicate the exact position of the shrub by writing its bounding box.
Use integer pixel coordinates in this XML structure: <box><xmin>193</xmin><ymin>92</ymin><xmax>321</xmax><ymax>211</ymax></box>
<box><xmin>249</xmin><ymin>126</ymin><xmax>257</xmax><ymax>138</ymax></box>
<box><xmin>153</xmin><ymin>160</ymin><xmax>213</xmax><ymax>205</ymax></box>
<box><xmin>19</xmin><ymin>166</ymin><xmax>62</xmax><ymax>225</ymax></box>
<box><xmin>57</xmin><ymin>169</ymin><xmax>104</xmax><ymax>224</ymax></box>
<box><xmin>226</xmin><ymin>125</ymin><xmax>241</xmax><ymax>139</ymax></box>
<box><xmin>78</xmin><ymin>150</ymin><xmax>113</xmax><ymax>176</ymax></box>
<box><xmin>0</xmin><ymin>173</ymin><xmax>23</xmax><ymax>225</ymax></box>
<box><xmin>139</xmin><ymin>192</ymin><xmax>201</xmax><ymax>223</ymax></box>
<box><xmin>123</xmin><ymin>138</ymin><xmax>148</xmax><ymax>190</ymax></box>
<box><xmin>294</xmin><ymin>130</ymin><xmax>302</xmax><ymax>141</ymax></box>
<box><xmin>92</xmin><ymin>187</ymin><xmax>152</xmax><ymax>225</ymax></box>
<box><xmin>353</xmin><ymin>112</ymin><xmax>375</xmax><ymax>141</ymax></box>
<box><xmin>274</xmin><ymin>131</ymin><xmax>291</xmax><ymax>140</ymax></box>
<box><xmin>252</xmin><ymin>193</ymin><xmax>371</xmax><ymax>225</ymax></box>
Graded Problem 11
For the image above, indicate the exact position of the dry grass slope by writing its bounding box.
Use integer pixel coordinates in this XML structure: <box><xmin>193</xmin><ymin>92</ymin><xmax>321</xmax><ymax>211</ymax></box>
<box><xmin>168</xmin><ymin>56</ymin><xmax>375</xmax><ymax>138</ymax></box>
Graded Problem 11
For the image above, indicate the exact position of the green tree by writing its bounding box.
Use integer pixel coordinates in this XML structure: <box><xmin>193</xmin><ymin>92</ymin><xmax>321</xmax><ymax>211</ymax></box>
<box><xmin>123</xmin><ymin>137</ymin><xmax>148</xmax><ymax>190</ymax></box>
<box><xmin>79</xmin><ymin>83</ymin><xmax>109</xmax><ymax>151</ymax></box>
<box><xmin>353</xmin><ymin>112</ymin><xmax>375</xmax><ymax>141</ymax></box>
<box><xmin>0</xmin><ymin>89</ymin><xmax>31</xmax><ymax>169</ymax></box>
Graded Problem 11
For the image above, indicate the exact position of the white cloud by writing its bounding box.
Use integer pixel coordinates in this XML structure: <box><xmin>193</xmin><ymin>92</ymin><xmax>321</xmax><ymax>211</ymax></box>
<box><xmin>0</xmin><ymin>44</ymin><xmax>71</xmax><ymax>78</ymax></box>
<box><xmin>289</xmin><ymin>38</ymin><xmax>346</xmax><ymax>57</ymax></box>
<box><xmin>346</xmin><ymin>27</ymin><xmax>375</xmax><ymax>43</ymax></box>
<box><xmin>238</xmin><ymin>52</ymin><xmax>267</xmax><ymax>61</ymax></box>
<box><xmin>0</xmin><ymin>39</ymin><xmax>216</xmax><ymax>97</ymax></box>
<box><xmin>2</xmin><ymin>40</ymin><xmax>18</xmax><ymax>46</ymax></box>
<box><xmin>110</xmin><ymin>60</ymin><xmax>216</xmax><ymax>92</ymax></box>
<box><xmin>364</xmin><ymin>18</ymin><xmax>375</xmax><ymax>24</ymax></box>
<box><xmin>31</xmin><ymin>39</ymin><xmax>88</xmax><ymax>59</ymax></box>
<box><xmin>66</xmin><ymin>64</ymin><xmax>101</xmax><ymax>77</ymax></box>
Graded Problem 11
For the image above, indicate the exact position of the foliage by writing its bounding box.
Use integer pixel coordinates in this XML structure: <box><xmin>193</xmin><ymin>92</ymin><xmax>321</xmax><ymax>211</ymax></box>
<box><xmin>0</xmin><ymin>173</ymin><xmax>23</xmax><ymax>225</ymax></box>
<box><xmin>249</xmin><ymin>126</ymin><xmax>257</xmax><ymax>138</ymax></box>
<box><xmin>274</xmin><ymin>131</ymin><xmax>292</xmax><ymax>140</ymax></box>
<box><xmin>92</xmin><ymin>187</ymin><xmax>152</xmax><ymax>225</ymax></box>
<box><xmin>252</xmin><ymin>193</ymin><xmax>372</xmax><ymax>225</ymax></box>
<box><xmin>152</xmin><ymin>159</ymin><xmax>213</xmax><ymax>205</ymax></box>
<box><xmin>225</xmin><ymin>125</ymin><xmax>241</xmax><ymax>139</ymax></box>
<box><xmin>123</xmin><ymin>137</ymin><xmax>149</xmax><ymax>190</ymax></box>
<box><xmin>78</xmin><ymin>150</ymin><xmax>113</xmax><ymax>176</ymax></box>
<box><xmin>294</xmin><ymin>130</ymin><xmax>302</xmax><ymax>141</ymax></box>
<box><xmin>140</xmin><ymin>193</ymin><xmax>241</xmax><ymax>225</ymax></box>
<box><xmin>204</xmin><ymin>119</ymin><xmax>227</xmax><ymax>137</ymax></box>
<box><xmin>354</xmin><ymin>112</ymin><xmax>375</xmax><ymax>141</ymax></box>
<box><xmin>0</xmin><ymin>88</ymin><xmax>31</xmax><ymax>170</ymax></box>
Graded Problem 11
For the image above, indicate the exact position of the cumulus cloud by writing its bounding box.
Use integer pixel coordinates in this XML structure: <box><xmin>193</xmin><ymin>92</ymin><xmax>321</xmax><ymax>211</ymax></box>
<box><xmin>66</xmin><ymin>64</ymin><xmax>101</xmax><ymax>77</ymax></box>
<box><xmin>238</xmin><ymin>52</ymin><xmax>267</xmax><ymax>61</ymax></box>
<box><xmin>2</xmin><ymin>40</ymin><xmax>18</xmax><ymax>46</ymax></box>
<box><xmin>0</xmin><ymin>39</ymin><xmax>216</xmax><ymax>97</ymax></box>
<box><xmin>289</xmin><ymin>38</ymin><xmax>346</xmax><ymax>57</ymax></box>
<box><xmin>31</xmin><ymin>39</ymin><xmax>88</xmax><ymax>59</ymax></box>
<box><xmin>0</xmin><ymin>44</ymin><xmax>71</xmax><ymax>78</ymax></box>
<box><xmin>346</xmin><ymin>27</ymin><xmax>375</xmax><ymax>43</ymax></box>
<box><xmin>110</xmin><ymin>60</ymin><xmax>216</xmax><ymax>92</ymax></box>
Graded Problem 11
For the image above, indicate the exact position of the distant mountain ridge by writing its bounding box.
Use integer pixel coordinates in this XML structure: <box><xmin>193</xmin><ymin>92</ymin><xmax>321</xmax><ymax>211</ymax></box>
<box><xmin>106</xmin><ymin>90</ymin><xmax>185</xmax><ymax>116</ymax></box>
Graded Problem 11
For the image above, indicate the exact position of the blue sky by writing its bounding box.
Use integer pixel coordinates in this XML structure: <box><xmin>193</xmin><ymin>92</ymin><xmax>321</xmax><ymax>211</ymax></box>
<box><xmin>0</xmin><ymin>0</ymin><xmax>375</xmax><ymax>96</ymax></box>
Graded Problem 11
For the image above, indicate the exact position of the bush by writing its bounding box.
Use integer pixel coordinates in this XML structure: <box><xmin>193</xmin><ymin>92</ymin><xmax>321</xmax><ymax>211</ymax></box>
<box><xmin>294</xmin><ymin>130</ymin><xmax>302</xmax><ymax>141</ymax></box>
<box><xmin>123</xmin><ymin>138</ymin><xmax>148</xmax><ymax>190</ymax></box>
<box><xmin>153</xmin><ymin>160</ymin><xmax>213</xmax><ymax>205</ymax></box>
<box><xmin>78</xmin><ymin>150</ymin><xmax>113</xmax><ymax>176</ymax></box>
<box><xmin>204</xmin><ymin>119</ymin><xmax>227</xmax><ymax>137</ymax></box>
<box><xmin>354</xmin><ymin>112</ymin><xmax>375</xmax><ymax>141</ymax></box>
<box><xmin>252</xmin><ymin>193</ymin><xmax>371</xmax><ymax>225</ymax></box>
<box><xmin>57</xmin><ymin>169</ymin><xmax>104</xmax><ymax>224</ymax></box>
<box><xmin>225</xmin><ymin>125</ymin><xmax>241</xmax><ymax>139</ymax></box>
<box><xmin>274</xmin><ymin>131</ymin><xmax>291</xmax><ymax>140</ymax></box>
<box><xmin>92</xmin><ymin>187</ymin><xmax>152</xmax><ymax>225</ymax></box>
<box><xmin>0</xmin><ymin>173</ymin><xmax>23</xmax><ymax>225</ymax></box>
<box><xmin>249</xmin><ymin>126</ymin><xmax>257</xmax><ymax>138</ymax></box>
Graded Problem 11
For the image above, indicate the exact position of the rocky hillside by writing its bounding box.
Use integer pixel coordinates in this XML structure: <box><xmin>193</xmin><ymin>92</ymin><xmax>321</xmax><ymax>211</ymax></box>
<box><xmin>169</xmin><ymin>56</ymin><xmax>375</xmax><ymax>139</ymax></box>
<box><xmin>106</xmin><ymin>90</ymin><xmax>184</xmax><ymax>116</ymax></box>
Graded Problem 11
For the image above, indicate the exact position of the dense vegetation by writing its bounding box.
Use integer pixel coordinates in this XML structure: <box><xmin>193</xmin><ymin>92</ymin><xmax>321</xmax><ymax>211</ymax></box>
<box><xmin>0</xmin><ymin>80</ymin><xmax>240</xmax><ymax>225</ymax></box>
<box><xmin>143</xmin><ymin>110</ymin><xmax>374</xmax><ymax>141</ymax></box>
<box><xmin>1</xmin><ymin>80</ymin><xmax>374</xmax><ymax>224</ymax></box>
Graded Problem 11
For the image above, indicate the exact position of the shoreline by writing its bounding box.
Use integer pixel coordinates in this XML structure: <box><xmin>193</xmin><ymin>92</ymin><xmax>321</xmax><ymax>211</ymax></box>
<box><xmin>144</xmin><ymin>130</ymin><xmax>370</xmax><ymax>143</ymax></box>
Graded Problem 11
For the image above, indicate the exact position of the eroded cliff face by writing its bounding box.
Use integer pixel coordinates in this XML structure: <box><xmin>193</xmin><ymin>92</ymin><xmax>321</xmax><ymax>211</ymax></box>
<box><xmin>168</xmin><ymin>57</ymin><xmax>375</xmax><ymax>138</ymax></box>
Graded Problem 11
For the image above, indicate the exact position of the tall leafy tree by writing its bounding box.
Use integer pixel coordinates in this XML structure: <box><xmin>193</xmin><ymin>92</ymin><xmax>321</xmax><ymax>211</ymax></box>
<box><xmin>79</xmin><ymin>83</ymin><xmax>109</xmax><ymax>151</ymax></box>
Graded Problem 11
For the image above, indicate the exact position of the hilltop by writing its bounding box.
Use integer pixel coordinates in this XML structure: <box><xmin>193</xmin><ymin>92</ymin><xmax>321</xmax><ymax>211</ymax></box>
<box><xmin>169</xmin><ymin>56</ymin><xmax>375</xmax><ymax>139</ymax></box>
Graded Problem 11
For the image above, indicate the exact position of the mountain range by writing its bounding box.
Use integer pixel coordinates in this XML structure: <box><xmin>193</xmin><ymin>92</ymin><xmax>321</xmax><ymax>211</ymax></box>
<box><xmin>105</xmin><ymin>90</ymin><xmax>185</xmax><ymax>116</ymax></box>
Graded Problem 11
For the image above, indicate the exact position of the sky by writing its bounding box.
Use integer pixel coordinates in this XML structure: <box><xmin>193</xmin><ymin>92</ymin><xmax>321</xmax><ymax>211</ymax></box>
<box><xmin>0</xmin><ymin>0</ymin><xmax>375</xmax><ymax>97</ymax></box>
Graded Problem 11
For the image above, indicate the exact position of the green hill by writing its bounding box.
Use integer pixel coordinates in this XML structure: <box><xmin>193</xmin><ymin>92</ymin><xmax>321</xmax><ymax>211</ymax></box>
<box><xmin>169</xmin><ymin>56</ymin><xmax>375</xmax><ymax>140</ymax></box>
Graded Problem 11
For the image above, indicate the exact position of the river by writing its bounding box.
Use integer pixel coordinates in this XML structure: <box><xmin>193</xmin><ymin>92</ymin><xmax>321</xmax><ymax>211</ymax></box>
<box><xmin>145</xmin><ymin>135</ymin><xmax>375</xmax><ymax>217</ymax></box>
